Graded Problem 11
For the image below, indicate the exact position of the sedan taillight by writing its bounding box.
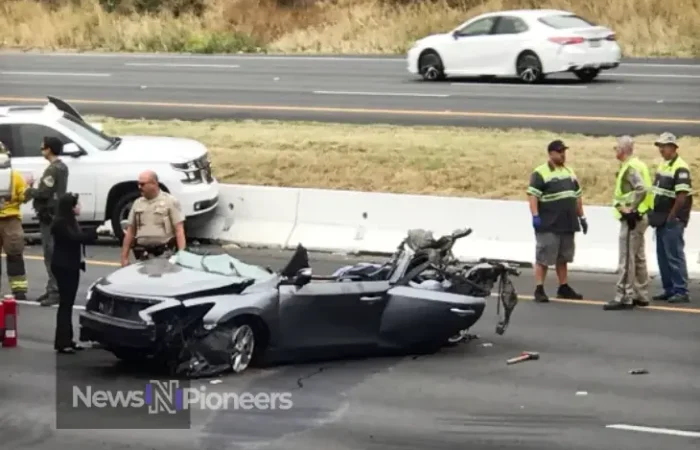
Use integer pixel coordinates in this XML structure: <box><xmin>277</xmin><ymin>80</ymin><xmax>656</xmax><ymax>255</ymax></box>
<box><xmin>548</xmin><ymin>36</ymin><xmax>585</xmax><ymax>45</ymax></box>
<box><xmin>606</xmin><ymin>33</ymin><xmax>616</xmax><ymax>41</ymax></box>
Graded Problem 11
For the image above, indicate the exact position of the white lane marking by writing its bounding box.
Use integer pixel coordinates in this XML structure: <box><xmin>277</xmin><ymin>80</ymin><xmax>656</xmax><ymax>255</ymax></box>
<box><xmin>313</xmin><ymin>90</ymin><xmax>449</xmax><ymax>98</ymax></box>
<box><xmin>0</xmin><ymin>71</ymin><xmax>111</xmax><ymax>77</ymax></box>
<box><xmin>16</xmin><ymin>300</ymin><xmax>86</xmax><ymax>310</ymax></box>
<box><xmin>450</xmin><ymin>83</ymin><xmax>587</xmax><ymax>89</ymax></box>
<box><xmin>606</xmin><ymin>424</ymin><xmax>700</xmax><ymax>438</ymax></box>
<box><xmin>604</xmin><ymin>72</ymin><xmax>700</xmax><ymax>79</ymax></box>
<box><xmin>623</xmin><ymin>63</ymin><xmax>700</xmax><ymax>69</ymax></box>
<box><xmin>6</xmin><ymin>52</ymin><xmax>700</xmax><ymax>67</ymax></box>
<box><xmin>124</xmin><ymin>62</ymin><xmax>240</xmax><ymax>68</ymax></box>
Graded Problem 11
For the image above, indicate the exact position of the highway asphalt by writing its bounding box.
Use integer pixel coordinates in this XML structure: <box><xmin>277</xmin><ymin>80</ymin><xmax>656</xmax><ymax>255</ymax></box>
<box><xmin>0</xmin><ymin>52</ymin><xmax>699</xmax><ymax>135</ymax></box>
<box><xmin>2</xmin><ymin>243</ymin><xmax>699</xmax><ymax>450</ymax></box>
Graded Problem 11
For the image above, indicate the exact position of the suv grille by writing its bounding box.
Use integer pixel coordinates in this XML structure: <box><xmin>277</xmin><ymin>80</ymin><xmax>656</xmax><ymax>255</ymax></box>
<box><xmin>193</xmin><ymin>154</ymin><xmax>214</xmax><ymax>183</ymax></box>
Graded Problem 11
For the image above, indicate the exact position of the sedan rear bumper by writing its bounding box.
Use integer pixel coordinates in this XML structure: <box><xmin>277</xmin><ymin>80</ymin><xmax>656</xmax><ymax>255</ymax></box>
<box><xmin>544</xmin><ymin>41</ymin><xmax>622</xmax><ymax>74</ymax></box>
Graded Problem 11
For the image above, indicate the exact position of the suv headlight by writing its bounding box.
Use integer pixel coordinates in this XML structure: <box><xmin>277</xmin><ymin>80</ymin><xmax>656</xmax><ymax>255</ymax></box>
<box><xmin>171</xmin><ymin>159</ymin><xmax>204</xmax><ymax>183</ymax></box>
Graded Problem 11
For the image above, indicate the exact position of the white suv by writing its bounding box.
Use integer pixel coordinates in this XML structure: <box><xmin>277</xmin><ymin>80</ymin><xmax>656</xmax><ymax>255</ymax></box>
<box><xmin>0</xmin><ymin>97</ymin><xmax>220</xmax><ymax>241</ymax></box>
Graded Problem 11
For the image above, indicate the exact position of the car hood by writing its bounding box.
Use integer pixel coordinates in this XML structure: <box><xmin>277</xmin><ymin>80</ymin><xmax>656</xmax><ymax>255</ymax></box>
<box><xmin>413</xmin><ymin>33</ymin><xmax>452</xmax><ymax>48</ymax></box>
<box><xmin>95</xmin><ymin>259</ymin><xmax>255</xmax><ymax>297</ymax></box>
<box><xmin>114</xmin><ymin>135</ymin><xmax>208</xmax><ymax>164</ymax></box>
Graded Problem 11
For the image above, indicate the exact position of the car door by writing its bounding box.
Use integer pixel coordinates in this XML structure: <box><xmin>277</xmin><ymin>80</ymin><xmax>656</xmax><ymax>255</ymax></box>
<box><xmin>381</xmin><ymin>285</ymin><xmax>487</xmax><ymax>348</ymax></box>
<box><xmin>488</xmin><ymin>16</ymin><xmax>531</xmax><ymax>75</ymax></box>
<box><xmin>447</xmin><ymin>16</ymin><xmax>500</xmax><ymax>75</ymax></box>
<box><xmin>5</xmin><ymin>122</ymin><xmax>97</xmax><ymax>224</ymax></box>
<box><xmin>277</xmin><ymin>280</ymin><xmax>390</xmax><ymax>352</ymax></box>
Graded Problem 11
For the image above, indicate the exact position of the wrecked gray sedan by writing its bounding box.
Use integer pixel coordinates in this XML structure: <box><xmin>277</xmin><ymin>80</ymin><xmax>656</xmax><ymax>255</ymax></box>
<box><xmin>79</xmin><ymin>231</ymin><xmax>517</xmax><ymax>378</ymax></box>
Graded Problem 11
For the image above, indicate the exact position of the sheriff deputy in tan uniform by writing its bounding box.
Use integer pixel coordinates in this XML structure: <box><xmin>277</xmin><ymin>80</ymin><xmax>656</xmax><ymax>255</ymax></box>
<box><xmin>120</xmin><ymin>170</ymin><xmax>186</xmax><ymax>266</ymax></box>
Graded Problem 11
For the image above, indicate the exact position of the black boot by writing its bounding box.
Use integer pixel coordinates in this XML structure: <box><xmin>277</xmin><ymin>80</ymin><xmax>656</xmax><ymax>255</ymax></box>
<box><xmin>534</xmin><ymin>284</ymin><xmax>549</xmax><ymax>303</ymax></box>
<box><xmin>557</xmin><ymin>283</ymin><xmax>583</xmax><ymax>300</ymax></box>
<box><xmin>603</xmin><ymin>300</ymin><xmax>634</xmax><ymax>310</ymax></box>
<box><xmin>652</xmin><ymin>292</ymin><xmax>671</xmax><ymax>301</ymax></box>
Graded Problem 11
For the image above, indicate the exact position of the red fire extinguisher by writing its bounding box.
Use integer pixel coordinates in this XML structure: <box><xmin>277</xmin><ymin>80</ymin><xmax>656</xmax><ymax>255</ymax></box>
<box><xmin>0</xmin><ymin>299</ymin><xmax>5</xmax><ymax>342</ymax></box>
<box><xmin>2</xmin><ymin>295</ymin><xmax>17</xmax><ymax>348</ymax></box>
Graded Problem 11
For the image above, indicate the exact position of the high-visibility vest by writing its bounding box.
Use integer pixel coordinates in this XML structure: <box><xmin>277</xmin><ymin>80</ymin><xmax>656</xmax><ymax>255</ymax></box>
<box><xmin>613</xmin><ymin>156</ymin><xmax>653</xmax><ymax>219</ymax></box>
<box><xmin>651</xmin><ymin>155</ymin><xmax>692</xmax><ymax>205</ymax></box>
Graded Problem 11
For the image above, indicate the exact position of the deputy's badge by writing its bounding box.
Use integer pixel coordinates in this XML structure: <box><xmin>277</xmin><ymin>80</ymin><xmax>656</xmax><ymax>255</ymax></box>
<box><xmin>678</xmin><ymin>171</ymin><xmax>689</xmax><ymax>180</ymax></box>
<box><xmin>42</xmin><ymin>175</ymin><xmax>55</xmax><ymax>187</ymax></box>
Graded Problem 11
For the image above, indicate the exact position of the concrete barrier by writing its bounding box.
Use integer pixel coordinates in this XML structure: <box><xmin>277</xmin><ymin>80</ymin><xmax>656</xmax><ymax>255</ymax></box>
<box><xmin>187</xmin><ymin>184</ymin><xmax>700</xmax><ymax>276</ymax></box>
<box><xmin>194</xmin><ymin>184</ymin><xmax>299</xmax><ymax>249</ymax></box>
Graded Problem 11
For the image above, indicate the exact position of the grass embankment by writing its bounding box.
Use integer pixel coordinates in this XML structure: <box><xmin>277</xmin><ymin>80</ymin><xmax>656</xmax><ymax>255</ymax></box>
<box><xmin>1</xmin><ymin>0</ymin><xmax>698</xmax><ymax>57</ymax></box>
<box><xmin>93</xmin><ymin>117</ymin><xmax>700</xmax><ymax>208</ymax></box>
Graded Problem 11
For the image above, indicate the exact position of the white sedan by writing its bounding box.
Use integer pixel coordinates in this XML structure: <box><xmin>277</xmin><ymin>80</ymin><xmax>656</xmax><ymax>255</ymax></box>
<box><xmin>407</xmin><ymin>9</ymin><xmax>621</xmax><ymax>83</ymax></box>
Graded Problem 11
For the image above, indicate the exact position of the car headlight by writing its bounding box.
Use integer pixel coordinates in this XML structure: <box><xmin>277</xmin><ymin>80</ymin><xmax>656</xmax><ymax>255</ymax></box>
<box><xmin>85</xmin><ymin>278</ymin><xmax>102</xmax><ymax>301</ymax></box>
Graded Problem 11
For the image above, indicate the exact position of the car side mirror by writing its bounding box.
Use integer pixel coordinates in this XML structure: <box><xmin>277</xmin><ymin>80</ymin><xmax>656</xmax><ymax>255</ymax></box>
<box><xmin>452</xmin><ymin>30</ymin><xmax>460</xmax><ymax>39</ymax></box>
<box><xmin>294</xmin><ymin>267</ymin><xmax>312</xmax><ymax>287</ymax></box>
<box><xmin>63</xmin><ymin>142</ymin><xmax>85</xmax><ymax>158</ymax></box>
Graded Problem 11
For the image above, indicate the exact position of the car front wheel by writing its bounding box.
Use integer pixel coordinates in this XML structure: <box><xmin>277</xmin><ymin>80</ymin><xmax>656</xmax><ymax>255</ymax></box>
<box><xmin>229</xmin><ymin>324</ymin><xmax>256</xmax><ymax>374</ymax></box>
<box><xmin>110</xmin><ymin>190</ymin><xmax>140</xmax><ymax>243</ymax></box>
<box><xmin>418</xmin><ymin>51</ymin><xmax>445</xmax><ymax>81</ymax></box>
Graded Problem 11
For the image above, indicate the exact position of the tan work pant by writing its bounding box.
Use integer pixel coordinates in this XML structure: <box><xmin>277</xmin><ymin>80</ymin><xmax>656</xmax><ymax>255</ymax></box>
<box><xmin>615</xmin><ymin>214</ymin><xmax>650</xmax><ymax>304</ymax></box>
<box><xmin>0</xmin><ymin>216</ymin><xmax>27</xmax><ymax>294</ymax></box>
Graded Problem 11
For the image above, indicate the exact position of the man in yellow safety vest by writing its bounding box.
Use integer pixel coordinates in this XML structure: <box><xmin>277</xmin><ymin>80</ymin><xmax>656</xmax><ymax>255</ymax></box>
<box><xmin>604</xmin><ymin>136</ymin><xmax>653</xmax><ymax>310</ymax></box>
<box><xmin>647</xmin><ymin>132</ymin><xmax>692</xmax><ymax>304</ymax></box>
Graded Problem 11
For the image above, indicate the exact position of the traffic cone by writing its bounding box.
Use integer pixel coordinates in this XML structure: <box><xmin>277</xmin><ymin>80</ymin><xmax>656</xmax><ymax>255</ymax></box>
<box><xmin>2</xmin><ymin>294</ymin><xmax>17</xmax><ymax>348</ymax></box>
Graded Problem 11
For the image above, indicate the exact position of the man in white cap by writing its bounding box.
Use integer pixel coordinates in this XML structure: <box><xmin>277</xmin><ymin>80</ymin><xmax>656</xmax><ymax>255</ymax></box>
<box><xmin>647</xmin><ymin>132</ymin><xmax>691</xmax><ymax>304</ymax></box>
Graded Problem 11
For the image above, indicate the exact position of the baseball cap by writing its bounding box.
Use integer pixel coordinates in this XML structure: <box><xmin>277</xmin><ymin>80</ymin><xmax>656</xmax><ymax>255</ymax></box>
<box><xmin>547</xmin><ymin>139</ymin><xmax>568</xmax><ymax>152</ymax></box>
<box><xmin>654</xmin><ymin>132</ymin><xmax>678</xmax><ymax>147</ymax></box>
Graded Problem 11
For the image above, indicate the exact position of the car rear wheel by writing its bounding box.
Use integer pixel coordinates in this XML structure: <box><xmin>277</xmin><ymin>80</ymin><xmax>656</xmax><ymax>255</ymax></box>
<box><xmin>574</xmin><ymin>68</ymin><xmax>600</xmax><ymax>82</ymax></box>
<box><xmin>419</xmin><ymin>51</ymin><xmax>445</xmax><ymax>81</ymax></box>
<box><xmin>516</xmin><ymin>53</ymin><xmax>544</xmax><ymax>83</ymax></box>
<box><xmin>230</xmin><ymin>324</ymin><xmax>256</xmax><ymax>373</ymax></box>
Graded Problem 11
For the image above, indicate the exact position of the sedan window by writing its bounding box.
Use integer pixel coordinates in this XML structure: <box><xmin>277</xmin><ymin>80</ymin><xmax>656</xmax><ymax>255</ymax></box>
<box><xmin>493</xmin><ymin>17</ymin><xmax>529</xmax><ymax>34</ymax></box>
<box><xmin>456</xmin><ymin>17</ymin><xmax>497</xmax><ymax>37</ymax></box>
<box><xmin>539</xmin><ymin>14</ymin><xmax>595</xmax><ymax>29</ymax></box>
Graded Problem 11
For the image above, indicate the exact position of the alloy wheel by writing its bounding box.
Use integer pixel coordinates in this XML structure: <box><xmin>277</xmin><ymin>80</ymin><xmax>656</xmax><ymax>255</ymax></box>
<box><xmin>230</xmin><ymin>324</ymin><xmax>255</xmax><ymax>373</ymax></box>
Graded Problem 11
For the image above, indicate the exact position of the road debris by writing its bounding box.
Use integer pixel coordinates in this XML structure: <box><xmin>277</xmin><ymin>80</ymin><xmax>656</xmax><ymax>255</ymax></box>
<box><xmin>506</xmin><ymin>351</ymin><xmax>539</xmax><ymax>365</ymax></box>
<box><xmin>628</xmin><ymin>368</ymin><xmax>649</xmax><ymax>375</ymax></box>
<box><xmin>575</xmin><ymin>391</ymin><xmax>588</xmax><ymax>396</ymax></box>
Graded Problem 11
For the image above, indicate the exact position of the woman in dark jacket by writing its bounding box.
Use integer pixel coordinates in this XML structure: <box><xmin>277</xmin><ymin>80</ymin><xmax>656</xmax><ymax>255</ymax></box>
<box><xmin>51</xmin><ymin>193</ymin><xmax>97</xmax><ymax>354</ymax></box>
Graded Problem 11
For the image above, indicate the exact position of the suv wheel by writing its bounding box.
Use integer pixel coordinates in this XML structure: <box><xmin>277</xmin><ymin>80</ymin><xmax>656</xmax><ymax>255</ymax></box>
<box><xmin>110</xmin><ymin>190</ymin><xmax>141</xmax><ymax>242</ymax></box>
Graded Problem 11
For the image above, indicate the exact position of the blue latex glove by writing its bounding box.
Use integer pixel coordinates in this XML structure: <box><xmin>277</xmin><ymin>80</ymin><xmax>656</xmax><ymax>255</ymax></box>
<box><xmin>532</xmin><ymin>215</ymin><xmax>542</xmax><ymax>230</ymax></box>
<box><xmin>579</xmin><ymin>216</ymin><xmax>588</xmax><ymax>234</ymax></box>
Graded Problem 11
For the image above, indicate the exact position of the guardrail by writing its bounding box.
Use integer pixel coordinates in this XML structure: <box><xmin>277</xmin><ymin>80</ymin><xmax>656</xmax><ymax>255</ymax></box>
<box><xmin>188</xmin><ymin>184</ymin><xmax>700</xmax><ymax>277</ymax></box>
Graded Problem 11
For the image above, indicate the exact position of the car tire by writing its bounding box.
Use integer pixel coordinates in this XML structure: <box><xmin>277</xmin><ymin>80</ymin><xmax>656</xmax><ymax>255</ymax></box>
<box><xmin>516</xmin><ymin>52</ymin><xmax>544</xmax><ymax>84</ymax></box>
<box><xmin>110</xmin><ymin>190</ymin><xmax>141</xmax><ymax>243</ymax></box>
<box><xmin>574</xmin><ymin>68</ymin><xmax>600</xmax><ymax>82</ymax></box>
<box><xmin>229</xmin><ymin>322</ymin><xmax>256</xmax><ymax>374</ymax></box>
<box><xmin>418</xmin><ymin>51</ymin><xmax>446</xmax><ymax>81</ymax></box>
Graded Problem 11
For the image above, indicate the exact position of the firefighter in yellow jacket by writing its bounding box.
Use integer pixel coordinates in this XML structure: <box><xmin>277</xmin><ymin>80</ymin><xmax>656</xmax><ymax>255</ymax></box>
<box><xmin>0</xmin><ymin>141</ymin><xmax>29</xmax><ymax>299</ymax></box>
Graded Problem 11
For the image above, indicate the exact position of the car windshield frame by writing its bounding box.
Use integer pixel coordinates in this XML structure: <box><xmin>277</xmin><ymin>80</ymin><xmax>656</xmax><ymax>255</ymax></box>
<box><xmin>56</xmin><ymin>114</ymin><xmax>115</xmax><ymax>151</ymax></box>
<box><xmin>170</xmin><ymin>250</ymin><xmax>275</xmax><ymax>281</ymax></box>
<box><xmin>538</xmin><ymin>14</ymin><xmax>595</xmax><ymax>29</ymax></box>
